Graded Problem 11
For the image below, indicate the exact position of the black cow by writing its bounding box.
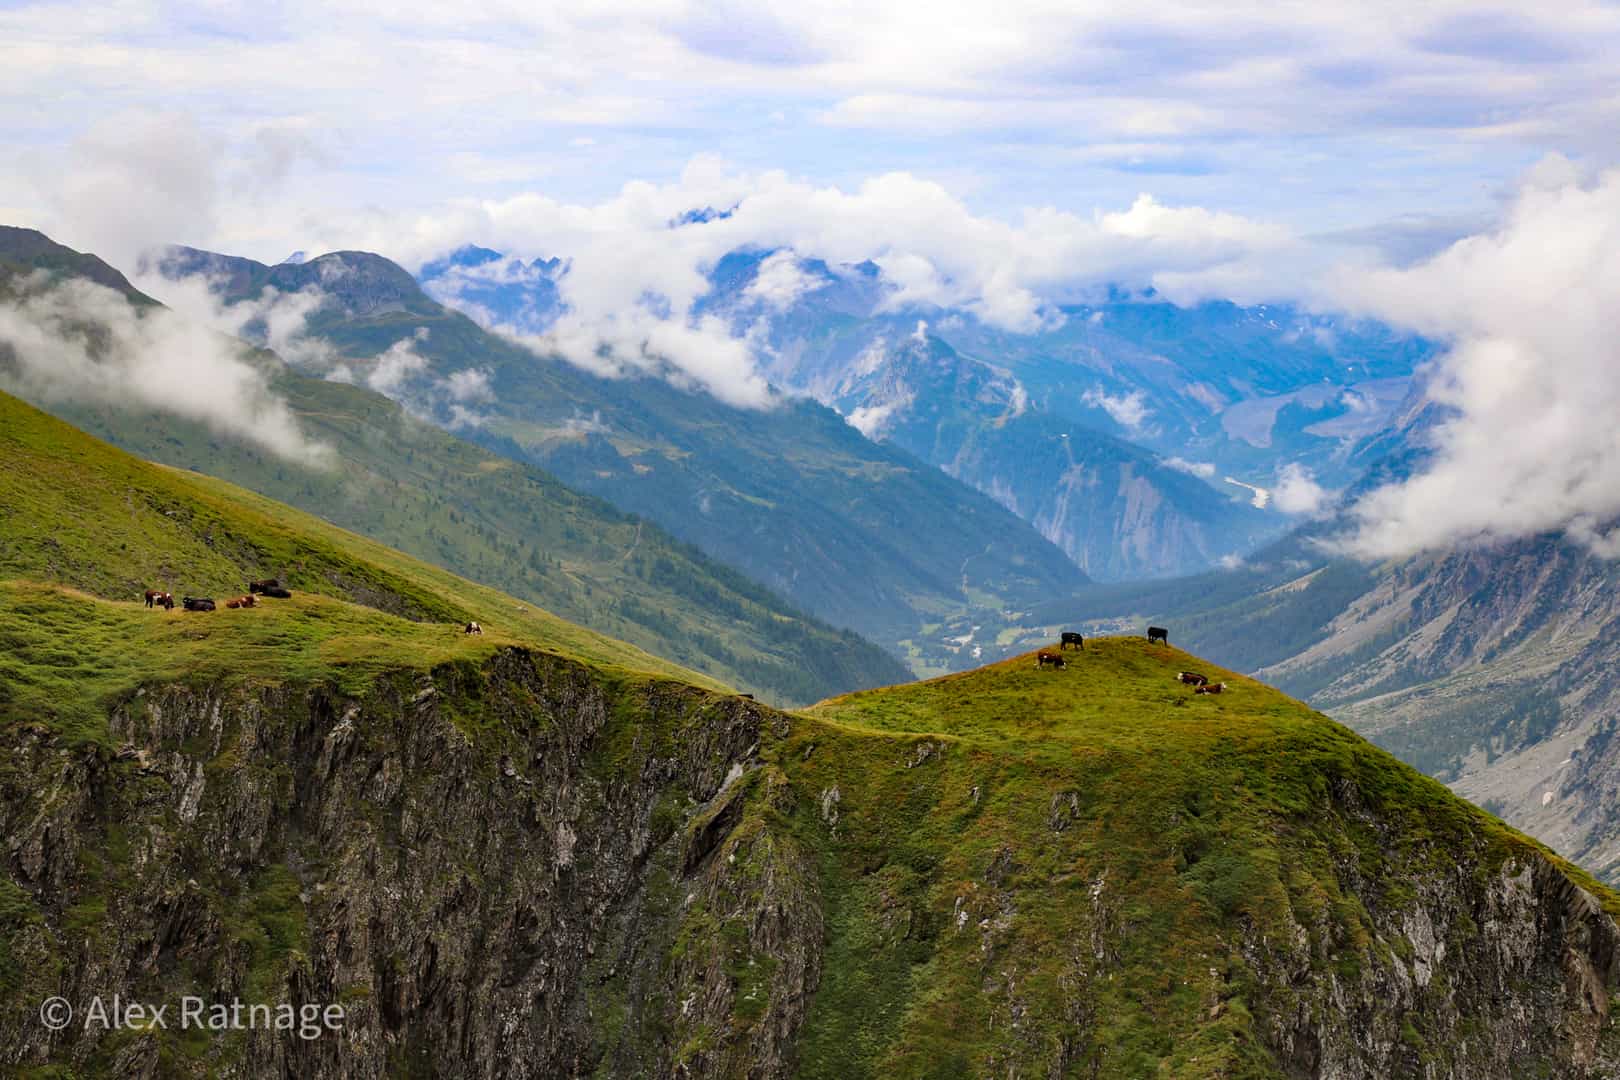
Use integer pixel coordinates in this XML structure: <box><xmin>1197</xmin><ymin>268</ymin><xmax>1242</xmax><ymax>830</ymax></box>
<box><xmin>1177</xmin><ymin>671</ymin><xmax>1208</xmax><ymax>687</ymax></box>
<box><xmin>248</xmin><ymin>579</ymin><xmax>282</xmax><ymax>594</ymax></box>
<box><xmin>1147</xmin><ymin>626</ymin><xmax>1169</xmax><ymax>645</ymax></box>
<box><xmin>182</xmin><ymin>597</ymin><xmax>216</xmax><ymax>612</ymax></box>
<box><xmin>259</xmin><ymin>587</ymin><xmax>292</xmax><ymax>599</ymax></box>
<box><xmin>1060</xmin><ymin>631</ymin><xmax>1085</xmax><ymax>651</ymax></box>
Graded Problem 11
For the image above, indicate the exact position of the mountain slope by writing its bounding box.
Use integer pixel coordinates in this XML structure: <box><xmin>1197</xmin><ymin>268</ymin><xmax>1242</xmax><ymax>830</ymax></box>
<box><xmin>813</xmin><ymin>330</ymin><xmax>1274</xmax><ymax>579</ymax></box>
<box><xmin>0</xmin><ymin>391</ymin><xmax>715</xmax><ymax>703</ymax></box>
<box><xmin>0</xmin><ymin>229</ymin><xmax>909</xmax><ymax>706</ymax></box>
<box><xmin>153</xmin><ymin>244</ymin><xmax>1091</xmax><ymax>676</ymax></box>
<box><xmin>1050</xmin><ymin>496</ymin><xmax>1620</xmax><ymax>888</ymax></box>
<box><xmin>5</xmin><ymin>465</ymin><xmax>1617</xmax><ymax>1080</ymax></box>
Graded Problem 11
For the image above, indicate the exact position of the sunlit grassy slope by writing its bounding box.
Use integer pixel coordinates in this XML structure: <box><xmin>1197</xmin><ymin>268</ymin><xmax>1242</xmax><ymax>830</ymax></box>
<box><xmin>0</xmin><ymin>391</ymin><xmax>722</xmax><ymax>745</ymax></box>
<box><xmin>779</xmin><ymin>637</ymin><xmax>1620</xmax><ymax>1075</ymax></box>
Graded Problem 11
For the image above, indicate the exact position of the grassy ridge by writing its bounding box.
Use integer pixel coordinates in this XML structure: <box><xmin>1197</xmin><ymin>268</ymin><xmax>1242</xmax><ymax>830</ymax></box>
<box><xmin>44</xmin><ymin>374</ymin><xmax>909</xmax><ymax>706</ymax></box>
<box><xmin>0</xmin><ymin>390</ymin><xmax>722</xmax><ymax>748</ymax></box>
<box><xmin>780</xmin><ymin>637</ymin><xmax>1620</xmax><ymax>1075</ymax></box>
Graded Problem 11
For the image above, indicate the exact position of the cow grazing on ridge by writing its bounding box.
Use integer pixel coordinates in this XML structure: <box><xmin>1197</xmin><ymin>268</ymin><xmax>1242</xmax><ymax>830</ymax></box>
<box><xmin>1060</xmin><ymin>632</ymin><xmax>1085</xmax><ymax>651</ymax></box>
<box><xmin>182</xmin><ymin>597</ymin><xmax>216</xmax><ymax>612</ymax></box>
<box><xmin>144</xmin><ymin>590</ymin><xmax>174</xmax><ymax>610</ymax></box>
<box><xmin>1194</xmin><ymin>682</ymin><xmax>1227</xmax><ymax>695</ymax></box>
<box><xmin>464</xmin><ymin>621</ymin><xmax>483</xmax><ymax>635</ymax></box>
<box><xmin>1036</xmin><ymin>650</ymin><xmax>1066</xmax><ymax>670</ymax></box>
<box><xmin>1177</xmin><ymin>671</ymin><xmax>1208</xmax><ymax>687</ymax></box>
<box><xmin>1147</xmin><ymin>626</ymin><xmax>1169</xmax><ymax>645</ymax></box>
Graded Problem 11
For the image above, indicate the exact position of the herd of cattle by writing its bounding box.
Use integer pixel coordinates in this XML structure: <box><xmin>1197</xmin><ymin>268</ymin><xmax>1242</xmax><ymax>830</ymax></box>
<box><xmin>143</xmin><ymin>578</ymin><xmax>292</xmax><ymax>613</ymax></box>
<box><xmin>1034</xmin><ymin>625</ymin><xmax>1229</xmax><ymax>694</ymax></box>
<box><xmin>145</xmin><ymin>579</ymin><xmax>489</xmax><ymax>636</ymax></box>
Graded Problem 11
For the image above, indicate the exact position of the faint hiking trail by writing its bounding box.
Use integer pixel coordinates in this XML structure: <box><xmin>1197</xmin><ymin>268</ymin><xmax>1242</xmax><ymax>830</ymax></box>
<box><xmin>613</xmin><ymin>522</ymin><xmax>644</xmax><ymax>567</ymax></box>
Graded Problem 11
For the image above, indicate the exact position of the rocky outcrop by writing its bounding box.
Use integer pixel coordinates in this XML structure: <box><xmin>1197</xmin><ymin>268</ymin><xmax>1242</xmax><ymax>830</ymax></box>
<box><xmin>1</xmin><ymin>647</ymin><xmax>819</xmax><ymax>1078</ymax></box>
<box><xmin>1240</xmin><ymin>780</ymin><xmax>1620</xmax><ymax>1078</ymax></box>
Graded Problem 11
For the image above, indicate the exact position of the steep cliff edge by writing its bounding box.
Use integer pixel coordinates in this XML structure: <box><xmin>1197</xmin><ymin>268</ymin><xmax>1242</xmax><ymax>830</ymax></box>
<box><xmin>6</xmin><ymin>632</ymin><xmax>1620</xmax><ymax>1077</ymax></box>
<box><xmin>2</xmin><ymin>645</ymin><xmax>816</xmax><ymax>1077</ymax></box>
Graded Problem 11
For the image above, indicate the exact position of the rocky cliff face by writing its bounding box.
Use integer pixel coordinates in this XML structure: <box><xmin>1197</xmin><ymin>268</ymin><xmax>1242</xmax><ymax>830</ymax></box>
<box><xmin>1257</xmin><ymin>534</ymin><xmax>1620</xmax><ymax>886</ymax></box>
<box><xmin>2</xmin><ymin>648</ymin><xmax>819</xmax><ymax>1078</ymax></box>
<box><xmin>5</xmin><ymin>645</ymin><xmax>1620</xmax><ymax>1077</ymax></box>
<box><xmin>807</xmin><ymin>333</ymin><xmax>1276</xmax><ymax>581</ymax></box>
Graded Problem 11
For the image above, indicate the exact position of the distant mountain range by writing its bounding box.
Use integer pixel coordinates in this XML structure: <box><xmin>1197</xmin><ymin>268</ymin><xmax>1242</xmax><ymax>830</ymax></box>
<box><xmin>151</xmin><ymin>241</ymin><xmax>1091</xmax><ymax>677</ymax></box>
<box><xmin>418</xmin><ymin>241</ymin><xmax>1437</xmax><ymax>580</ymax></box>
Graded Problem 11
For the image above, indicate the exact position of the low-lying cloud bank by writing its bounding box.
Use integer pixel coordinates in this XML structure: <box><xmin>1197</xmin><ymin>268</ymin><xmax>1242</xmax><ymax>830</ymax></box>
<box><xmin>348</xmin><ymin>160</ymin><xmax>1296</xmax><ymax>410</ymax></box>
<box><xmin>0</xmin><ymin>273</ymin><xmax>329</xmax><ymax>466</ymax></box>
<box><xmin>1325</xmin><ymin>160</ymin><xmax>1620</xmax><ymax>560</ymax></box>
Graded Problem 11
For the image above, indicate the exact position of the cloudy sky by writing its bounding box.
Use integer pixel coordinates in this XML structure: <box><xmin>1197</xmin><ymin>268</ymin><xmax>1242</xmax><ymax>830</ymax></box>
<box><xmin>4</xmin><ymin>0</ymin><xmax>1619</xmax><ymax>268</ymax></box>
<box><xmin>5</xmin><ymin>1</ymin><xmax>1620</xmax><ymax>559</ymax></box>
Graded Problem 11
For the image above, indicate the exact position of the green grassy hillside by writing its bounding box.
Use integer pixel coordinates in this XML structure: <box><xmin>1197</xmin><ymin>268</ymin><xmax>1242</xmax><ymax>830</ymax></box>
<box><xmin>0</xmin><ymin>390</ymin><xmax>724</xmax><ymax>746</ymax></box>
<box><xmin>39</xmin><ymin>377</ymin><xmax>908</xmax><ymax>707</ymax></box>
<box><xmin>777</xmin><ymin>637</ymin><xmax>1620</xmax><ymax>1075</ymax></box>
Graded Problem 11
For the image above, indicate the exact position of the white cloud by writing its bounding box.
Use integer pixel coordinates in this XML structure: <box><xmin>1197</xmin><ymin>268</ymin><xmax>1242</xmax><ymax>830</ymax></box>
<box><xmin>1081</xmin><ymin>386</ymin><xmax>1151</xmax><ymax>430</ymax></box>
<box><xmin>846</xmin><ymin>398</ymin><xmax>907</xmax><ymax>439</ymax></box>
<box><xmin>744</xmin><ymin>250</ymin><xmax>827</xmax><ymax>310</ymax></box>
<box><xmin>1328</xmin><ymin>162</ymin><xmax>1620</xmax><ymax>558</ymax></box>
<box><xmin>133</xmin><ymin>268</ymin><xmax>337</xmax><ymax>370</ymax></box>
<box><xmin>365</xmin><ymin>338</ymin><xmax>429</xmax><ymax>397</ymax></box>
<box><xmin>47</xmin><ymin>112</ymin><xmax>220</xmax><ymax>274</ymax></box>
<box><xmin>0</xmin><ymin>273</ymin><xmax>328</xmax><ymax>465</ymax></box>
<box><xmin>442</xmin><ymin>367</ymin><xmax>494</xmax><ymax>403</ymax></box>
<box><xmin>1163</xmin><ymin>455</ymin><xmax>1217</xmax><ymax>478</ymax></box>
<box><xmin>1272</xmin><ymin>462</ymin><xmax>1331</xmax><ymax>516</ymax></box>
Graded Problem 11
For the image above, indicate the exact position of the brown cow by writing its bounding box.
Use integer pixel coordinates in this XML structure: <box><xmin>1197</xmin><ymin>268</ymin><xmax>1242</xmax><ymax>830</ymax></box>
<box><xmin>1177</xmin><ymin>671</ymin><xmax>1208</xmax><ymax>686</ymax></box>
<box><xmin>1194</xmin><ymin>682</ymin><xmax>1227</xmax><ymax>695</ymax></box>
<box><xmin>1036</xmin><ymin>650</ymin><xmax>1066</xmax><ymax>669</ymax></box>
<box><xmin>144</xmin><ymin>590</ymin><xmax>174</xmax><ymax>610</ymax></box>
<box><xmin>464</xmin><ymin>621</ymin><xmax>483</xmax><ymax>635</ymax></box>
